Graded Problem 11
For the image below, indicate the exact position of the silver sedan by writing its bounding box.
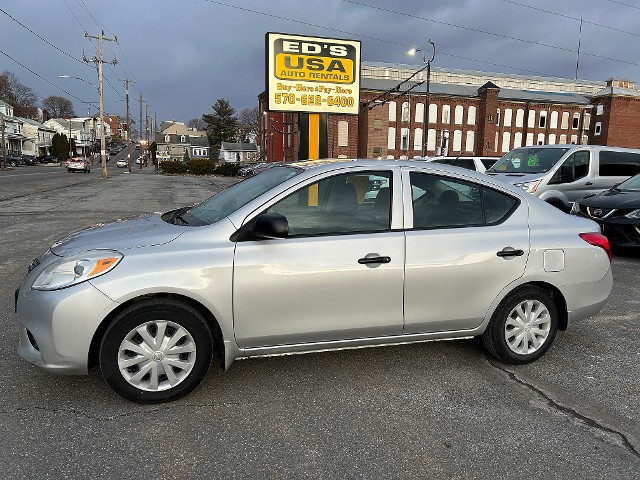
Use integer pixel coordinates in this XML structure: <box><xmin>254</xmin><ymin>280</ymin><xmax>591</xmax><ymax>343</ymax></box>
<box><xmin>15</xmin><ymin>160</ymin><xmax>613</xmax><ymax>403</ymax></box>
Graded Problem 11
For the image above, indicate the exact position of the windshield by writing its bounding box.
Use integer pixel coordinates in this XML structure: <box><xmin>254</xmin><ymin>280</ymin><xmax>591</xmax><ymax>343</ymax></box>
<box><xmin>617</xmin><ymin>173</ymin><xmax>640</xmax><ymax>191</ymax></box>
<box><xmin>487</xmin><ymin>147</ymin><xmax>571</xmax><ymax>174</ymax></box>
<box><xmin>170</xmin><ymin>166</ymin><xmax>302</xmax><ymax>226</ymax></box>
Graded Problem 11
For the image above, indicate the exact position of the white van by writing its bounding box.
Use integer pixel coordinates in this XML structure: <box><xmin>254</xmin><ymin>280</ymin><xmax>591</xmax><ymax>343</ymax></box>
<box><xmin>485</xmin><ymin>145</ymin><xmax>640</xmax><ymax>210</ymax></box>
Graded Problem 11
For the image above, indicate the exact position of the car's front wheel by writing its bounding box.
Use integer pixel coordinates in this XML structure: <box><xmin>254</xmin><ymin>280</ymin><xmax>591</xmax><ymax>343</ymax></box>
<box><xmin>100</xmin><ymin>300</ymin><xmax>213</xmax><ymax>403</ymax></box>
<box><xmin>482</xmin><ymin>286</ymin><xmax>558</xmax><ymax>364</ymax></box>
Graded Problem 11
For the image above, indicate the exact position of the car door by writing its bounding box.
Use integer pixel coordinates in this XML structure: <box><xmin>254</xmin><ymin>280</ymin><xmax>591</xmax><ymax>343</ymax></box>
<box><xmin>233</xmin><ymin>169</ymin><xmax>405</xmax><ymax>349</ymax></box>
<box><xmin>402</xmin><ymin>169</ymin><xmax>529</xmax><ymax>334</ymax></box>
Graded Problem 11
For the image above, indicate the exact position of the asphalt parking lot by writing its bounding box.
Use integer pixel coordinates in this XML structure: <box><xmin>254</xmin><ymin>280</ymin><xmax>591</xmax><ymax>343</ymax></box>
<box><xmin>0</xmin><ymin>166</ymin><xmax>638</xmax><ymax>479</ymax></box>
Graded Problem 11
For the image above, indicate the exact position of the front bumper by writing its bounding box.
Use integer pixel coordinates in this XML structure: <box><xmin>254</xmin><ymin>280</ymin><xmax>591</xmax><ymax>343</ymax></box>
<box><xmin>16</xmin><ymin>280</ymin><xmax>118</xmax><ymax>375</ymax></box>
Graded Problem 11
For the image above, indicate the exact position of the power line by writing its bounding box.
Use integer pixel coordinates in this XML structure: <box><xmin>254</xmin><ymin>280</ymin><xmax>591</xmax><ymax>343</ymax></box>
<box><xmin>344</xmin><ymin>0</ymin><xmax>640</xmax><ymax>68</ymax></box>
<box><xmin>499</xmin><ymin>0</ymin><xmax>640</xmax><ymax>38</ymax></box>
<box><xmin>605</xmin><ymin>0</ymin><xmax>640</xmax><ymax>10</ymax></box>
<box><xmin>202</xmin><ymin>0</ymin><xmax>547</xmax><ymax>76</ymax></box>
<box><xmin>0</xmin><ymin>6</ymin><xmax>89</xmax><ymax>67</ymax></box>
<box><xmin>0</xmin><ymin>49</ymin><xmax>95</xmax><ymax>106</ymax></box>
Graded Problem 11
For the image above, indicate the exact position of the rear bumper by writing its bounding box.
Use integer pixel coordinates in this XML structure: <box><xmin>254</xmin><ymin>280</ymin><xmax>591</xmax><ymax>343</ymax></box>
<box><xmin>562</xmin><ymin>266</ymin><xmax>613</xmax><ymax>325</ymax></box>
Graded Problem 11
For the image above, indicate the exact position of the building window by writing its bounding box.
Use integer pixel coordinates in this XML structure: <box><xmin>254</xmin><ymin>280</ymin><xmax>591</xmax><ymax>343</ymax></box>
<box><xmin>537</xmin><ymin>133</ymin><xmax>545</xmax><ymax>145</ymax></box>
<box><xmin>442</xmin><ymin>105</ymin><xmax>450</xmax><ymax>124</ymax></box>
<box><xmin>594</xmin><ymin>122</ymin><xmax>602</xmax><ymax>136</ymax></box>
<box><xmin>571</xmin><ymin>135</ymin><xmax>579</xmax><ymax>144</ymax></box>
<box><xmin>415</xmin><ymin>103</ymin><xmax>424</xmax><ymax>123</ymax></box>
<box><xmin>550</xmin><ymin>111</ymin><xmax>558</xmax><ymax>129</ymax></box>
<box><xmin>465</xmin><ymin>131</ymin><xmax>474</xmax><ymax>152</ymax></box>
<box><xmin>427</xmin><ymin>128</ymin><xmax>436</xmax><ymax>151</ymax></box>
<box><xmin>374</xmin><ymin>119</ymin><xmax>382</xmax><ymax>130</ymax></box>
<box><xmin>501</xmin><ymin>132</ymin><xmax>511</xmax><ymax>152</ymax></box>
<box><xmin>452</xmin><ymin>130</ymin><xmax>462</xmax><ymax>151</ymax></box>
<box><xmin>337</xmin><ymin>121</ymin><xmax>348</xmax><ymax>147</ymax></box>
<box><xmin>181</xmin><ymin>135</ymin><xmax>186</xmax><ymax>142</ymax></box>
<box><xmin>400</xmin><ymin>128</ymin><xmax>409</xmax><ymax>150</ymax></box>
<box><xmin>428</xmin><ymin>104</ymin><xmax>437</xmax><ymax>124</ymax></box>
<box><xmin>583</xmin><ymin>113</ymin><xmax>591</xmax><ymax>129</ymax></box>
<box><xmin>165</xmin><ymin>135</ymin><xmax>170</xmax><ymax>142</ymax></box>
<box><xmin>596</xmin><ymin>104</ymin><xmax>603</xmax><ymax>115</ymax></box>
<box><xmin>526</xmin><ymin>132</ymin><xmax>534</xmax><ymax>146</ymax></box>
<box><xmin>528</xmin><ymin>110</ymin><xmax>536</xmax><ymax>128</ymax></box>
<box><xmin>548</xmin><ymin>134</ymin><xmax>556</xmax><ymax>145</ymax></box>
<box><xmin>539</xmin><ymin>111</ymin><xmax>547</xmax><ymax>128</ymax></box>
<box><xmin>515</xmin><ymin>109</ymin><xmax>524</xmax><ymax>128</ymax></box>
<box><xmin>413</xmin><ymin>128</ymin><xmax>423</xmax><ymax>151</ymax></box>
<box><xmin>387</xmin><ymin>127</ymin><xmax>396</xmax><ymax>149</ymax></box>
<box><xmin>514</xmin><ymin>132</ymin><xmax>522</xmax><ymax>149</ymax></box>
<box><xmin>372</xmin><ymin>146</ymin><xmax>382</xmax><ymax>158</ymax></box>
<box><xmin>572</xmin><ymin>113</ymin><xmax>580</xmax><ymax>129</ymax></box>
<box><xmin>454</xmin><ymin>105</ymin><xmax>463</xmax><ymax>125</ymax></box>
<box><xmin>467</xmin><ymin>106</ymin><xmax>476</xmax><ymax>125</ymax></box>
<box><xmin>503</xmin><ymin>108</ymin><xmax>512</xmax><ymax>127</ymax></box>
<box><xmin>496</xmin><ymin>108</ymin><xmax>501</xmax><ymax>126</ymax></box>
<box><xmin>388</xmin><ymin>102</ymin><xmax>396</xmax><ymax>122</ymax></box>
<box><xmin>561</xmin><ymin>112</ymin><xmax>569</xmax><ymax>130</ymax></box>
<box><xmin>559</xmin><ymin>134</ymin><xmax>567</xmax><ymax>144</ymax></box>
<box><xmin>402</xmin><ymin>102</ymin><xmax>410</xmax><ymax>122</ymax></box>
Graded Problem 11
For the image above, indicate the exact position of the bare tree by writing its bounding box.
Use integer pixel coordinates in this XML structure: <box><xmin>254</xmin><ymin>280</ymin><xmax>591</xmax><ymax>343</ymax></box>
<box><xmin>1</xmin><ymin>71</ymin><xmax>37</xmax><ymax>106</ymax></box>
<box><xmin>42</xmin><ymin>95</ymin><xmax>76</xmax><ymax>119</ymax></box>
<box><xmin>187</xmin><ymin>117</ymin><xmax>207</xmax><ymax>131</ymax></box>
<box><xmin>238</xmin><ymin>106</ymin><xmax>259</xmax><ymax>143</ymax></box>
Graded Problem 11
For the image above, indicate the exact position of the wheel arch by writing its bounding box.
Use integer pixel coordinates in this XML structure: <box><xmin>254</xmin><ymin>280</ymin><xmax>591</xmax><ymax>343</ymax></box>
<box><xmin>88</xmin><ymin>293</ymin><xmax>226</xmax><ymax>370</ymax></box>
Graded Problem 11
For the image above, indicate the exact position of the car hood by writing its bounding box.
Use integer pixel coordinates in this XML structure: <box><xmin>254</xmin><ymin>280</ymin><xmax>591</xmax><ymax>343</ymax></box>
<box><xmin>50</xmin><ymin>214</ymin><xmax>185</xmax><ymax>256</ymax></box>
<box><xmin>579</xmin><ymin>189</ymin><xmax>640</xmax><ymax>209</ymax></box>
<box><xmin>484</xmin><ymin>172</ymin><xmax>545</xmax><ymax>184</ymax></box>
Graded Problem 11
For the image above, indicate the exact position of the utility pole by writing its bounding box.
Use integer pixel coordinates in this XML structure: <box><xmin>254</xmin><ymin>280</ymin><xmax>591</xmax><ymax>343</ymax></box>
<box><xmin>1</xmin><ymin>113</ymin><xmax>6</xmax><ymax>169</ymax></box>
<box><xmin>145</xmin><ymin>104</ymin><xmax>149</xmax><ymax>166</ymax></box>
<box><xmin>154</xmin><ymin>111</ymin><xmax>158</xmax><ymax>170</ymax></box>
<box><xmin>119</xmin><ymin>78</ymin><xmax>135</xmax><ymax>173</ymax></box>
<box><xmin>84</xmin><ymin>30</ymin><xmax>117</xmax><ymax>180</ymax></box>
<box><xmin>138</xmin><ymin>93</ymin><xmax>144</xmax><ymax>169</ymax></box>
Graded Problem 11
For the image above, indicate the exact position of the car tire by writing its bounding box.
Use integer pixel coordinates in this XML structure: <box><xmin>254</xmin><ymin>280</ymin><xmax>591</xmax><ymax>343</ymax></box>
<box><xmin>99</xmin><ymin>300</ymin><xmax>213</xmax><ymax>403</ymax></box>
<box><xmin>482</xmin><ymin>286</ymin><xmax>558</xmax><ymax>364</ymax></box>
<box><xmin>67</xmin><ymin>168</ymin><xmax>72</xmax><ymax>173</ymax></box>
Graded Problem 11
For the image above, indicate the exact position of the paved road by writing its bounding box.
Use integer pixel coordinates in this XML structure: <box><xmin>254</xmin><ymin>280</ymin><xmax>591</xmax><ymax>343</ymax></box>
<box><xmin>0</xmin><ymin>170</ymin><xmax>638</xmax><ymax>479</ymax></box>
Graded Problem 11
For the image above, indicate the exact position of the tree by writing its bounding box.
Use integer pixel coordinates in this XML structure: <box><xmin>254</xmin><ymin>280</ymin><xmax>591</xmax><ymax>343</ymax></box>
<box><xmin>51</xmin><ymin>132</ymin><xmax>70</xmax><ymax>161</ymax></box>
<box><xmin>42</xmin><ymin>96</ymin><xmax>75</xmax><ymax>118</ymax></box>
<box><xmin>0</xmin><ymin>70</ymin><xmax>39</xmax><ymax>119</ymax></box>
<box><xmin>186</xmin><ymin>117</ymin><xmax>207</xmax><ymax>131</ymax></box>
<box><xmin>238</xmin><ymin>106</ymin><xmax>259</xmax><ymax>143</ymax></box>
<box><xmin>149</xmin><ymin>141</ymin><xmax>158</xmax><ymax>168</ymax></box>
<box><xmin>202</xmin><ymin>98</ymin><xmax>237</xmax><ymax>159</ymax></box>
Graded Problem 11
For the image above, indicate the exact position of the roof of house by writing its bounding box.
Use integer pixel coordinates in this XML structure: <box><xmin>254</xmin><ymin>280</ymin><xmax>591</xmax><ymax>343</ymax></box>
<box><xmin>190</xmin><ymin>137</ymin><xmax>209</xmax><ymax>147</ymax></box>
<box><xmin>220</xmin><ymin>142</ymin><xmax>258</xmax><ymax>152</ymax></box>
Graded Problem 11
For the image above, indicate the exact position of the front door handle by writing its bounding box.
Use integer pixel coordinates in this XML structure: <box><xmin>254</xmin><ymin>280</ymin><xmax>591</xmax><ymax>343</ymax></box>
<box><xmin>585</xmin><ymin>181</ymin><xmax>593</xmax><ymax>186</ymax></box>
<box><xmin>496</xmin><ymin>247</ymin><xmax>524</xmax><ymax>258</ymax></box>
<box><xmin>358</xmin><ymin>256</ymin><xmax>391</xmax><ymax>264</ymax></box>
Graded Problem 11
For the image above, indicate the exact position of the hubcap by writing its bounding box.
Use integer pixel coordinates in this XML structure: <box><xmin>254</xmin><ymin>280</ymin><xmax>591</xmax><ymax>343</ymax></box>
<box><xmin>117</xmin><ymin>320</ymin><xmax>196</xmax><ymax>391</ymax></box>
<box><xmin>504</xmin><ymin>299</ymin><xmax>551</xmax><ymax>355</ymax></box>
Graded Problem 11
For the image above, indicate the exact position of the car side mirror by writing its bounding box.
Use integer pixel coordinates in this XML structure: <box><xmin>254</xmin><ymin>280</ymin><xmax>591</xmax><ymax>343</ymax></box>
<box><xmin>251</xmin><ymin>213</ymin><xmax>289</xmax><ymax>240</ymax></box>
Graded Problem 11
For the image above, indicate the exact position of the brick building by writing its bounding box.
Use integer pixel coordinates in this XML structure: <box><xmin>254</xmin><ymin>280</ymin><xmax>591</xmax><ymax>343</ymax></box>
<box><xmin>259</xmin><ymin>61</ymin><xmax>640</xmax><ymax>162</ymax></box>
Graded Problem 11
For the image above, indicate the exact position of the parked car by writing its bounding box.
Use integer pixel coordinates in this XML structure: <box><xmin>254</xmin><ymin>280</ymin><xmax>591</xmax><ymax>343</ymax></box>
<box><xmin>4</xmin><ymin>155</ymin><xmax>21</xmax><ymax>167</ymax></box>
<box><xmin>570</xmin><ymin>172</ymin><xmax>640</xmax><ymax>247</ymax></box>
<box><xmin>239</xmin><ymin>162</ymin><xmax>269</xmax><ymax>177</ymax></box>
<box><xmin>67</xmin><ymin>158</ymin><xmax>90</xmax><ymax>173</ymax></box>
<box><xmin>430</xmin><ymin>156</ymin><xmax>500</xmax><ymax>173</ymax></box>
<box><xmin>21</xmin><ymin>154</ymin><xmax>37</xmax><ymax>166</ymax></box>
<box><xmin>15</xmin><ymin>159</ymin><xmax>612</xmax><ymax>403</ymax></box>
<box><xmin>116</xmin><ymin>159</ymin><xmax>128</xmax><ymax>168</ymax></box>
<box><xmin>485</xmin><ymin>145</ymin><xmax>640</xmax><ymax>211</ymax></box>
<box><xmin>37</xmin><ymin>155</ymin><xmax>58</xmax><ymax>164</ymax></box>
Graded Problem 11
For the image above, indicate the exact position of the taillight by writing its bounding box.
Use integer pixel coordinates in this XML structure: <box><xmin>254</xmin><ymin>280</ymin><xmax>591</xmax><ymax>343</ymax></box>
<box><xmin>579</xmin><ymin>232</ymin><xmax>612</xmax><ymax>262</ymax></box>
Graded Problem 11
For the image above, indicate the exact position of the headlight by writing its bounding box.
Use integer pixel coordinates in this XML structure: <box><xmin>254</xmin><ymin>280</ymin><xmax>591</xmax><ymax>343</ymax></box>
<box><xmin>32</xmin><ymin>250</ymin><xmax>123</xmax><ymax>291</ymax></box>
<box><xmin>514</xmin><ymin>180</ymin><xmax>540</xmax><ymax>193</ymax></box>
<box><xmin>624</xmin><ymin>209</ymin><xmax>640</xmax><ymax>219</ymax></box>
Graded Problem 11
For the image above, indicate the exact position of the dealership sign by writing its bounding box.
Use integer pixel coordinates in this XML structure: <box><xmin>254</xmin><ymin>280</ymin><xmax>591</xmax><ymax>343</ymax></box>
<box><xmin>266</xmin><ymin>32</ymin><xmax>361</xmax><ymax>114</ymax></box>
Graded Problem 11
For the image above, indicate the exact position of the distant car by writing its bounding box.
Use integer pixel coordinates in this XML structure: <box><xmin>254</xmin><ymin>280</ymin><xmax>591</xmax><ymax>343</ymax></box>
<box><xmin>571</xmin><ymin>172</ymin><xmax>640</xmax><ymax>247</ymax></box>
<box><xmin>116</xmin><ymin>159</ymin><xmax>127</xmax><ymax>168</ymax></box>
<box><xmin>135</xmin><ymin>145</ymin><xmax>140</xmax><ymax>150</ymax></box>
<box><xmin>110</xmin><ymin>150</ymin><xmax>117</xmax><ymax>156</ymax></box>
<box><xmin>67</xmin><ymin>158</ymin><xmax>90</xmax><ymax>173</ymax></box>
<box><xmin>239</xmin><ymin>162</ymin><xmax>269</xmax><ymax>177</ymax></box>
<box><xmin>430</xmin><ymin>156</ymin><xmax>500</xmax><ymax>174</ymax></box>
<box><xmin>37</xmin><ymin>155</ymin><xmax>58</xmax><ymax>164</ymax></box>
<box><xmin>15</xmin><ymin>159</ymin><xmax>613</xmax><ymax>403</ymax></box>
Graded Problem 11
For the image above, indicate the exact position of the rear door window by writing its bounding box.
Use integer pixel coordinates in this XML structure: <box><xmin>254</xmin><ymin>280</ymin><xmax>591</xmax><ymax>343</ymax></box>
<box><xmin>598</xmin><ymin>151</ymin><xmax>640</xmax><ymax>177</ymax></box>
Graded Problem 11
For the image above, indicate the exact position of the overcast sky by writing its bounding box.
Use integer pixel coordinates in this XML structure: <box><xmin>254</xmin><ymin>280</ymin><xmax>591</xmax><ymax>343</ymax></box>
<box><xmin>2</xmin><ymin>0</ymin><xmax>640</xmax><ymax>124</ymax></box>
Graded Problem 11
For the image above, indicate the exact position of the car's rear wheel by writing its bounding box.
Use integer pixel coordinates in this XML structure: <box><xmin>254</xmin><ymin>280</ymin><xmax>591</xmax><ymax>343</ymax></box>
<box><xmin>100</xmin><ymin>300</ymin><xmax>213</xmax><ymax>403</ymax></box>
<box><xmin>482</xmin><ymin>286</ymin><xmax>558</xmax><ymax>364</ymax></box>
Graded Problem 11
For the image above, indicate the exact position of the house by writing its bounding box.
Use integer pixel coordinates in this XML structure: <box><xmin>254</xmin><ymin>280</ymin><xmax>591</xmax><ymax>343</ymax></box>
<box><xmin>0</xmin><ymin>100</ymin><xmax>26</xmax><ymax>156</ymax></box>
<box><xmin>43</xmin><ymin>118</ymin><xmax>99</xmax><ymax>157</ymax></box>
<box><xmin>156</xmin><ymin>121</ymin><xmax>208</xmax><ymax>162</ymax></box>
<box><xmin>18</xmin><ymin>117</ymin><xmax>56</xmax><ymax>157</ymax></box>
<box><xmin>219</xmin><ymin>142</ymin><xmax>258</xmax><ymax>163</ymax></box>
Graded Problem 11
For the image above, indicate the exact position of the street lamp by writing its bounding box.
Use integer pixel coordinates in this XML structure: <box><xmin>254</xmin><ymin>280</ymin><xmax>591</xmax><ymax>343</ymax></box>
<box><xmin>408</xmin><ymin>39</ymin><xmax>436</xmax><ymax>158</ymax></box>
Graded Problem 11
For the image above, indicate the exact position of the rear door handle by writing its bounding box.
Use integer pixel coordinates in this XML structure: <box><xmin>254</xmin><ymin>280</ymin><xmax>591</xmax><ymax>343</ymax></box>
<box><xmin>496</xmin><ymin>248</ymin><xmax>524</xmax><ymax>258</ymax></box>
<box><xmin>358</xmin><ymin>256</ymin><xmax>391</xmax><ymax>264</ymax></box>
